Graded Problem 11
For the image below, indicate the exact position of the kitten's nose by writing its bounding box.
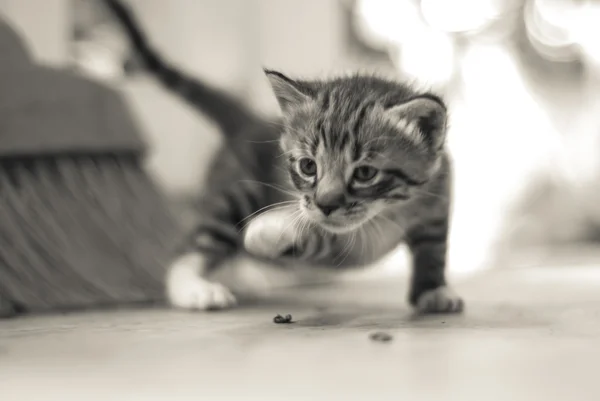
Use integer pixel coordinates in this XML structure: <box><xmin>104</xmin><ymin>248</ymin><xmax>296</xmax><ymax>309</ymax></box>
<box><xmin>315</xmin><ymin>177</ymin><xmax>346</xmax><ymax>217</ymax></box>
<box><xmin>315</xmin><ymin>203</ymin><xmax>339</xmax><ymax>216</ymax></box>
<box><xmin>314</xmin><ymin>193</ymin><xmax>346</xmax><ymax>216</ymax></box>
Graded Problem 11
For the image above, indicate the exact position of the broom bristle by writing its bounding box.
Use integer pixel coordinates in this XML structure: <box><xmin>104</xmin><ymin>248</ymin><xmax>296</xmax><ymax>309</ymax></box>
<box><xmin>0</xmin><ymin>154</ymin><xmax>183</xmax><ymax>313</ymax></box>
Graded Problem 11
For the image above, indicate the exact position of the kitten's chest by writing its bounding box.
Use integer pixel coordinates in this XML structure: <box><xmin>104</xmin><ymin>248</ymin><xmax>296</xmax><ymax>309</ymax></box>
<box><xmin>338</xmin><ymin>214</ymin><xmax>408</xmax><ymax>265</ymax></box>
<box><xmin>368</xmin><ymin>216</ymin><xmax>407</xmax><ymax>258</ymax></box>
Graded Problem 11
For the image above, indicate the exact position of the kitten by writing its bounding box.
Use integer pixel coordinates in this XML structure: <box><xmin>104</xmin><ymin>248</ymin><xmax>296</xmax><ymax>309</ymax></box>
<box><xmin>104</xmin><ymin>0</ymin><xmax>463</xmax><ymax>314</ymax></box>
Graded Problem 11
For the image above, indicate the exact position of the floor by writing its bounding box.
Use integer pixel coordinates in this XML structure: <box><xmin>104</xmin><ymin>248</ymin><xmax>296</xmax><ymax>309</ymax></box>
<box><xmin>3</xmin><ymin>263</ymin><xmax>600</xmax><ymax>401</ymax></box>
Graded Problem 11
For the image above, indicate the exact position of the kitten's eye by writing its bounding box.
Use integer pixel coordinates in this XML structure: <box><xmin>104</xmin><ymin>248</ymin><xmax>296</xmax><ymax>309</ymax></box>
<box><xmin>353</xmin><ymin>165</ymin><xmax>379</xmax><ymax>183</ymax></box>
<box><xmin>298</xmin><ymin>158</ymin><xmax>317</xmax><ymax>177</ymax></box>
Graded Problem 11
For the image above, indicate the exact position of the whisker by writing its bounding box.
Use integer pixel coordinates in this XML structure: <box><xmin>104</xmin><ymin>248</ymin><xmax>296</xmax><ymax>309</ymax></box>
<box><xmin>295</xmin><ymin>216</ymin><xmax>312</xmax><ymax>259</ymax></box>
<box><xmin>237</xmin><ymin>206</ymin><xmax>296</xmax><ymax>233</ymax></box>
<box><xmin>276</xmin><ymin>209</ymin><xmax>303</xmax><ymax>251</ymax></box>
<box><xmin>275</xmin><ymin>166</ymin><xmax>290</xmax><ymax>176</ymax></box>
<box><xmin>358</xmin><ymin>224</ymin><xmax>368</xmax><ymax>261</ymax></box>
<box><xmin>333</xmin><ymin>235</ymin><xmax>349</xmax><ymax>265</ymax></box>
<box><xmin>291</xmin><ymin>213</ymin><xmax>305</xmax><ymax>259</ymax></box>
<box><xmin>269</xmin><ymin>121</ymin><xmax>305</xmax><ymax>138</ymax></box>
<box><xmin>237</xmin><ymin>180</ymin><xmax>298</xmax><ymax>198</ymax></box>
<box><xmin>245</xmin><ymin>139</ymin><xmax>281</xmax><ymax>144</ymax></box>
<box><xmin>334</xmin><ymin>231</ymin><xmax>352</xmax><ymax>266</ymax></box>
<box><xmin>376</xmin><ymin>214</ymin><xmax>406</xmax><ymax>235</ymax></box>
<box><xmin>268</xmin><ymin>120</ymin><xmax>293</xmax><ymax>131</ymax></box>
<box><xmin>276</xmin><ymin>149</ymin><xmax>296</xmax><ymax>159</ymax></box>
<box><xmin>411</xmin><ymin>188</ymin><xmax>449</xmax><ymax>201</ymax></box>
<box><xmin>236</xmin><ymin>201</ymin><xmax>298</xmax><ymax>232</ymax></box>
<box><xmin>361</xmin><ymin>220</ymin><xmax>376</xmax><ymax>261</ymax></box>
<box><xmin>336</xmin><ymin>231</ymin><xmax>357</xmax><ymax>267</ymax></box>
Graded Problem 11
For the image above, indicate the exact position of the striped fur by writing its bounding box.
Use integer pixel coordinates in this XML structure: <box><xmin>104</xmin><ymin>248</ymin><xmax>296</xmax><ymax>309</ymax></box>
<box><xmin>105</xmin><ymin>0</ymin><xmax>463</xmax><ymax>313</ymax></box>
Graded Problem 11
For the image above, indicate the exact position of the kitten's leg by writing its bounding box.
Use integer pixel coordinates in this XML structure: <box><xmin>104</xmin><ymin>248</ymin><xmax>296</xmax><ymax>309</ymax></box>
<box><xmin>243</xmin><ymin>207</ymin><xmax>300</xmax><ymax>259</ymax></box>
<box><xmin>406</xmin><ymin>216</ymin><xmax>464</xmax><ymax>314</ymax></box>
<box><xmin>243</xmin><ymin>207</ymin><xmax>341</xmax><ymax>265</ymax></box>
<box><xmin>166</xmin><ymin>221</ymin><xmax>239</xmax><ymax>311</ymax></box>
<box><xmin>244</xmin><ymin>209</ymin><xmax>361</xmax><ymax>269</ymax></box>
<box><xmin>166</xmin><ymin>252</ymin><xmax>237</xmax><ymax>311</ymax></box>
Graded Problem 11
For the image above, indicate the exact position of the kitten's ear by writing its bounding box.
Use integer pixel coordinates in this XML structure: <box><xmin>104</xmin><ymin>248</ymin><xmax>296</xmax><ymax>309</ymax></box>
<box><xmin>385</xmin><ymin>96</ymin><xmax>448</xmax><ymax>150</ymax></box>
<box><xmin>264</xmin><ymin>68</ymin><xmax>311</xmax><ymax>113</ymax></box>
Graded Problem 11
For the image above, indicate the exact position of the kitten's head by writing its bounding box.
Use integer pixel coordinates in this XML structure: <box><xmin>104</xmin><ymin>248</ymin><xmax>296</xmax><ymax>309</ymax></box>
<box><xmin>265</xmin><ymin>69</ymin><xmax>447</xmax><ymax>234</ymax></box>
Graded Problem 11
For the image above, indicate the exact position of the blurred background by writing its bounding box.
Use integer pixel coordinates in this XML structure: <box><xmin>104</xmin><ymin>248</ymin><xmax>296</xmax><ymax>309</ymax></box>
<box><xmin>3</xmin><ymin>0</ymin><xmax>600</xmax><ymax>277</ymax></box>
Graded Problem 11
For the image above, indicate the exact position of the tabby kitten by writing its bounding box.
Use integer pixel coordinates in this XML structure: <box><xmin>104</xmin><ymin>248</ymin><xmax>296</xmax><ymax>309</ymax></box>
<box><xmin>104</xmin><ymin>0</ymin><xmax>463</xmax><ymax>314</ymax></box>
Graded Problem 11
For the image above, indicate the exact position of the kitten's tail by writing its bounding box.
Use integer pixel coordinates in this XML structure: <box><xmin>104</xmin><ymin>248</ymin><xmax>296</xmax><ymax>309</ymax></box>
<box><xmin>103</xmin><ymin>0</ymin><xmax>259</xmax><ymax>136</ymax></box>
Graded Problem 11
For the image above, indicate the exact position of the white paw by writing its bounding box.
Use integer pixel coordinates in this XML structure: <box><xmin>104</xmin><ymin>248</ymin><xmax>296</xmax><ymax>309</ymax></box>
<box><xmin>243</xmin><ymin>207</ymin><xmax>300</xmax><ymax>259</ymax></box>
<box><xmin>166</xmin><ymin>253</ymin><xmax>237</xmax><ymax>311</ymax></box>
<box><xmin>416</xmin><ymin>286</ymin><xmax>464</xmax><ymax>314</ymax></box>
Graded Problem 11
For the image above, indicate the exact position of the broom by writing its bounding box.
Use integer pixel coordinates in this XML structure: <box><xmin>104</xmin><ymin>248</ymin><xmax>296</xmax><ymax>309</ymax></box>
<box><xmin>0</xmin><ymin>15</ymin><xmax>183</xmax><ymax>317</ymax></box>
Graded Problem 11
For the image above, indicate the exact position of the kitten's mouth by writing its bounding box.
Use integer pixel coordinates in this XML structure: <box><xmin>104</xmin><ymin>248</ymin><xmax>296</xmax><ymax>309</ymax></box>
<box><xmin>299</xmin><ymin>202</ymin><xmax>370</xmax><ymax>234</ymax></box>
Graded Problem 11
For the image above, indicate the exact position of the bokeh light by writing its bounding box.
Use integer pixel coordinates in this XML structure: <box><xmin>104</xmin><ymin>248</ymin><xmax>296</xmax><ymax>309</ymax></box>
<box><xmin>421</xmin><ymin>0</ymin><xmax>502</xmax><ymax>33</ymax></box>
<box><xmin>353</xmin><ymin>0</ymin><xmax>422</xmax><ymax>49</ymax></box>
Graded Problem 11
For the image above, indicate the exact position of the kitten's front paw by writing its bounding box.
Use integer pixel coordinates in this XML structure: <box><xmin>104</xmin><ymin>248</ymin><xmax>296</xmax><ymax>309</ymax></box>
<box><xmin>243</xmin><ymin>207</ymin><xmax>299</xmax><ymax>259</ymax></box>
<box><xmin>415</xmin><ymin>286</ymin><xmax>464</xmax><ymax>314</ymax></box>
<box><xmin>166</xmin><ymin>253</ymin><xmax>237</xmax><ymax>311</ymax></box>
<box><xmin>172</xmin><ymin>279</ymin><xmax>237</xmax><ymax>311</ymax></box>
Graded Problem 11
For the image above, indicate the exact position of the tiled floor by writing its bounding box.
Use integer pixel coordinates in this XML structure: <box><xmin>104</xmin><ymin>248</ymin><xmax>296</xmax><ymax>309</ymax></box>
<box><xmin>3</xmin><ymin>264</ymin><xmax>600</xmax><ymax>401</ymax></box>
